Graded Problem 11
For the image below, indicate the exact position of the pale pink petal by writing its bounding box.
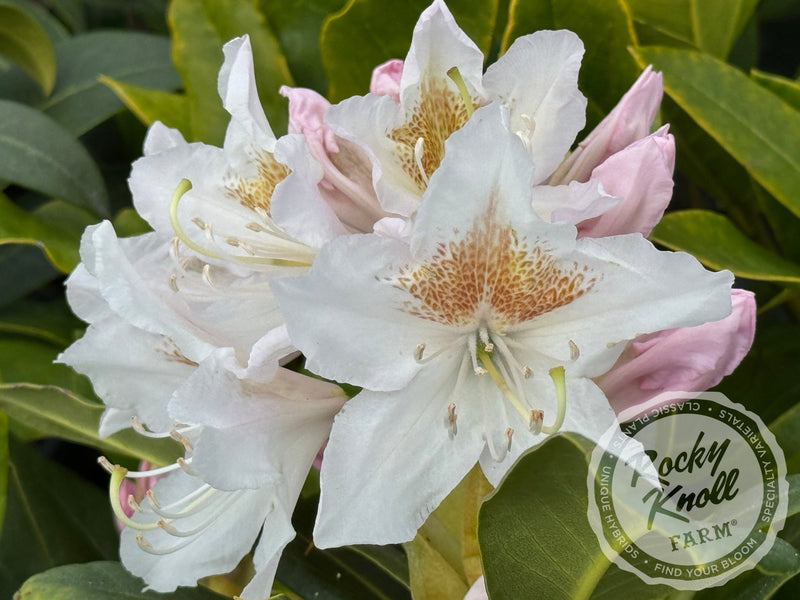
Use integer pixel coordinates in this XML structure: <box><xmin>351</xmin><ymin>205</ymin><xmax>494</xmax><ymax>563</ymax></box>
<box><xmin>370</xmin><ymin>59</ymin><xmax>403</xmax><ymax>102</ymax></box>
<box><xmin>596</xmin><ymin>289</ymin><xmax>756</xmax><ymax>413</ymax></box>
<box><xmin>579</xmin><ymin>126</ymin><xmax>675</xmax><ymax>237</ymax></box>
<box><xmin>551</xmin><ymin>65</ymin><xmax>663</xmax><ymax>184</ymax></box>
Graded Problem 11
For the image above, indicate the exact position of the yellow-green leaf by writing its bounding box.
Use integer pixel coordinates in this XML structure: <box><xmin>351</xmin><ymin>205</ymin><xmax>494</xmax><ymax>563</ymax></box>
<box><xmin>101</xmin><ymin>76</ymin><xmax>191</xmax><ymax>135</ymax></box>
<box><xmin>633</xmin><ymin>46</ymin><xmax>800</xmax><ymax>219</ymax></box>
<box><xmin>0</xmin><ymin>1</ymin><xmax>55</xmax><ymax>94</ymax></box>
<box><xmin>751</xmin><ymin>68</ymin><xmax>800</xmax><ymax>112</ymax></box>
<box><xmin>690</xmin><ymin>0</ymin><xmax>758</xmax><ymax>59</ymax></box>
<box><xmin>650</xmin><ymin>209</ymin><xmax>800</xmax><ymax>285</ymax></box>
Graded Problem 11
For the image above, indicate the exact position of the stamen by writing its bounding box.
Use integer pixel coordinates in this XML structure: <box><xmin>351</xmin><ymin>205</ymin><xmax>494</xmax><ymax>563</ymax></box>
<box><xmin>170</xmin><ymin>429</ymin><xmax>194</xmax><ymax>452</ymax></box>
<box><xmin>107</xmin><ymin>465</ymin><xmax>161</xmax><ymax>530</ymax></box>
<box><xmin>177</xmin><ymin>457</ymin><xmax>195</xmax><ymax>475</ymax></box>
<box><xmin>126</xmin><ymin>460</ymin><xmax>187</xmax><ymax>479</ymax></box>
<box><xmin>245</xmin><ymin>221</ymin><xmax>265</xmax><ymax>232</ymax></box>
<box><xmin>148</xmin><ymin>488</ymin><xmax>218</xmax><ymax>520</ymax></box>
<box><xmin>146</xmin><ymin>489</ymin><xmax>161</xmax><ymax>508</ymax></box>
<box><xmin>170</xmin><ymin>237</ymin><xmax>181</xmax><ymax>263</ymax></box>
<box><xmin>447</xmin><ymin>402</ymin><xmax>458</xmax><ymax>436</ymax></box>
<box><xmin>414</xmin><ymin>138</ymin><xmax>429</xmax><ymax>184</ymax></box>
<box><xmin>97</xmin><ymin>456</ymin><xmax>114</xmax><ymax>474</ymax></box>
<box><xmin>128</xmin><ymin>494</ymin><xmax>142</xmax><ymax>513</ymax></box>
<box><xmin>446</xmin><ymin>67</ymin><xmax>475</xmax><ymax>118</ymax></box>
<box><xmin>156</xmin><ymin>491</ymin><xmax>241</xmax><ymax>537</ymax></box>
<box><xmin>136</xmin><ymin>532</ymin><xmax>197</xmax><ymax>555</ymax></box>
<box><xmin>168</xmin><ymin>273</ymin><xmax>179</xmax><ymax>292</ymax></box>
<box><xmin>530</xmin><ymin>409</ymin><xmax>544</xmax><ymax>435</ymax></box>
<box><xmin>414</xmin><ymin>343</ymin><xmax>426</xmax><ymax>361</ymax></box>
<box><xmin>569</xmin><ymin>340</ymin><xmax>580</xmax><ymax>361</ymax></box>
<box><xmin>505</xmin><ymin>427</ymin><xmax>514</xmax><ymax>452</ymax></box>
<box><xmin>469</xmin><ymin>332</ymin><xmax>487</xmax><ymax>374</ymax></box>
<box><xmin>202</xmin><ymin>264</ymin><xmax>218</xmax><ymax>289</ymax></box>
<box><xmin>225</xmin><ymin>236</ymin><xmax>240</xmax><ymax>247</ymax></box>
<box><xmin>191</xmin><ymin>217</ymin><xmax>206</xmax><ymax>230</ymax></box>
<box><xmin>170</xmin><ymin>180</ymin><xmax>224</xmax><ymax>260</ymax></box>
<box><xmin>479</xmin><ymin>327</ymin><xmax>493</xmax><ymax>352</ymax></box>
<box><xmin>542</xmin><ymin>366</ymin><xmax>567</xmax><ymax>434</ymax></box>
<box><xmin>477</xmin><ymin>346</ymin><xmax>530</xmax><ymax>422</ymax></box>
<box><xmin>522</xmin><ymin>365</ymin><xmax>533</xmax><ymax>379</ymax></box>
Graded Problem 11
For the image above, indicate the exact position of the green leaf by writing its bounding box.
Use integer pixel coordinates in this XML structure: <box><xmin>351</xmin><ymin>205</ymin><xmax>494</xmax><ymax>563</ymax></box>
<box><xmin>480</xmin><ymin>435</ymin><xmax>599</xmax><ymax>599</ymax></box>
<box><xmin>111</xmin><ymin>207</ymin><xmax>152</xmax><ymax>237</ymax></box>
<box><xmin>650</xmin><ymin>210</ymin><xmax>800</xmax><ymax>286</ymax></box>
<box><xmin>751</xmin><ymin>69</ymin><xmax>800</xmax><ymax>112</ymax></box>
<box><xmin>690</xmin><ymin>0</ymin><xmax>759</xmax><ymax>58</ymax></box>
<box><xmin>37</xmin><ymin>31</ymin><xmax>181</xmax><ymax>137</ymax></box>
<box><xmin>0</xmin><ymin>436</ymin><xmax>118</xmax><ymax>597</ymax></box>
<box><xmin>626</xmin><ymin>0</ymin><xmax>694</xmax><ymax>46</ymax></box>
<box><xmin>0</xmin><ymin>246</ymin><xmax>59</xmax><ymax>309</ymax></box>
<box><xmin>0</xmin><ymin>296</ymin><xmax>83</xmax><ymax>347</ymax></box>
<box><xmin>503</xmin><ymin>0</ymin><xmax>639</xmax><ymax>125</ymax></box>
<box><xmin>0</xmin><ymin>193</ymin><xmax>94</xmax><ymax>273</ymax></box>
<box><xmin>0</xmin><ymin>411</ymin><xmax>7</xmax><ymax>539</ymax></box>
<box><xmin>42</xmin><ymin>0</ymin><xmax>87</xmax><ymax>33</ymax></box>
<box><xmin>770</xmin><ymin>400</ymin><xmax>800</xmax><ymax>475</ymax></box>
<box><xmin>321</xmin><ymin>0</ymin><xmax>499</xmax><ymax>102</ymax></box>
<box><xmin>0</xmin><ymin>1</ymin><xmax>56</xmax><ymax>94</ymax></box>
<box><xmin>0</xmin><ymin>100</ymin><xmax>109</xmax><ymax>216</ymax></box>
<box><xmin>15</xmin><ymin>561</ymin><xmax>230</xmax><ymax>600</ymax></box>
<box><xmin>0</xmin><ymin>338</ymin><xmax>92</xmax><ymax>397</ymax></box>
<box><xmin>259</xmin><ymin>0</ymin><xmax>347</xmax><ymax>91</ymax></box>
<box><xmin>167</xmin><ymin>0</ymin><xmax>293</xmax><ymax>143</ymax></box>
<box><xmin>101</xmin><ymin>77</ymin><xmax>192</xmax><ymax>134</ymax></box>
<box><xmin>0</xmin><ymin>384</ymin><xmax>181</xmax><ymax>466</ymax></box>
<box><xmin>632</xmin><ymin>46</ymin><xmax>800</xmax><ymax>219</ymax></box>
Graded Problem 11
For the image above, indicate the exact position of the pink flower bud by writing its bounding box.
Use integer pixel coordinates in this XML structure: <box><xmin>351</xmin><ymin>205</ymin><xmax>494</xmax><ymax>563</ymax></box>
<box><xmin>578</xmin><ymin>125</ymin><xmax>675</xmax><ymax>237</ymax></box>
<box><xmin>551</xmin><ymin>66</ymin><xmax>663</xmax><ymax>184</ymax></box>
<box><xmin>370</xmin><ymin>59</ymin><xmax>404</xmax><ymax>103</ymax></box>
<box><xmin>596</xmin><ymin>289</ymin><xmax>756</xmax><ymax>414</ymax></box>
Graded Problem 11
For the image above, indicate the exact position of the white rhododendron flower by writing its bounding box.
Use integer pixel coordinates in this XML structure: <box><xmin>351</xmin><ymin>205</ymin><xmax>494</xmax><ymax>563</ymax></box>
<box><xmin>272</xmin><ymin>105</ymin><xmax>734</xmax><ymax>546</ymax></box>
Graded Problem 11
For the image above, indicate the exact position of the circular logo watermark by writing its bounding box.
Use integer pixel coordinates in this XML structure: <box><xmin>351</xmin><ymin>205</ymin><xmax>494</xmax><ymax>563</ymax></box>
<box><xmin>587</xmin><ymin>391</ymin><xmax>787</xmax><ymax>590</ymax></box>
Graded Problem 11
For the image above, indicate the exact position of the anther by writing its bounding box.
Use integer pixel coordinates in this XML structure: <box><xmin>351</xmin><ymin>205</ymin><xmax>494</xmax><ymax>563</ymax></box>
<box><xmin>191</xmin><ymin>217</ymin><xmax>206</xmax><ymax>230</ymax></box>
<box><xmin>569</xmin><ymin>340</ymin><xmax>580</xmax><ymax>361</ymax></box>
<box><xmin>131</xmin><ymin>415</ymin><xmax>147</xmax><ymax>435</ymax></box>
<box><xmin>146</xmin><ymin>489</ymin><xmax>161</xmax><ymax>508</ymax></box>
<box><xmin>202</xmin><ymin>264</ymin><xmax>218</xmax><ymax>289</ymax></box>
<box><xmin>170</xmin><ymin>237</ymin><xmax>180</xmax><ymax>262</ymax></box>
<box><xmin>136</xmin><ymin>533</ymin><xmax>154</xmax><ymax>551</ymax></box>
<box><xmin>414</xmin><ymin>343</ymin><xmax>426</xmax><ymax>361</ymax></box>
<box><xmin>177</xmin><ymin>457</ymin><xmax>194</xmax><ymax>474</ymax></box>
<box><xmin>97</xmin><ymin>456</ymin><xmax>115</xmax><ymax>474</ymax></box>
<box><xmin>447</xmin><ymin>402</ymin><xmax>458</xmax><ymax>435</ymax></box>
<box><xmin>530</xmin><ymin>410</ymin><xmax>544</xmax><ymax>435</ymax></box>
<box><xmin>505</xmin><ymin>427</ymin><xmax>514</xmax><ymax>452</ymax></box>
<box><xmin>168</xmin><ymin>273</ymin><xmax>179</xmax><ymax>292</ymax></box>
<box><xmin>225</xmin><ymin>237</ymin><xmax>240</xmax><ymax>247</ymax></box>
<box><xmin>522</xmin><ymin>365</ymin><xmax>533</xmax><ymax>379</ymax></box>
<box><xmin>246</xmin><ymin>221</ymin><xmax>265</xmax><ymax>232</ymax></box>
<box><xmin>414</xmin><ymin>137</ymin><xmax>429</xmax><ymax>184</ymax></box>
<box><xmin>170</xmin><ymin>429</ymin><xmax>194</xmax><ymax>452</ymax></box>
<box><xmin>128</xmin><ymin>495</ymin><xmax>142</xmax><ymax>513</ymax></box>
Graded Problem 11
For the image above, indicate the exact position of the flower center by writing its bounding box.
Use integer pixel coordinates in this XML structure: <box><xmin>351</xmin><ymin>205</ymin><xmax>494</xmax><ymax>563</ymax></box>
<box><xmin>225</xmin><ymin>149</ymin><xmax>289</xmax><ymax>213</ymax></box>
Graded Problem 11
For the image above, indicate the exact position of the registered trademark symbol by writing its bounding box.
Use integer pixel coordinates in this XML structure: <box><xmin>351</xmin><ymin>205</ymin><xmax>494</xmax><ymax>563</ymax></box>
<box><xmin>731</xmin><ymin>519</ymin><xmax>737</xmax><ymax>526</ymax></box>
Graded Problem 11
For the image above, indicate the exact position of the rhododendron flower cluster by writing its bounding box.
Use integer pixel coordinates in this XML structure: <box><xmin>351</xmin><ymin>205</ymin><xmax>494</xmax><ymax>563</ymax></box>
<box><xmin>59</xmin><ymin>1</ymin><xmax>754</xmax><ymax>597</ymax></box>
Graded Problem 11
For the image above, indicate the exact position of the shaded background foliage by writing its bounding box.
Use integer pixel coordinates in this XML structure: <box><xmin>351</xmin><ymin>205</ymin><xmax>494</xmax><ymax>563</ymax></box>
<box><xmin>0</xmin><ymin>0</ymin><xmax>799</xmax><ymax>598</ymax></box>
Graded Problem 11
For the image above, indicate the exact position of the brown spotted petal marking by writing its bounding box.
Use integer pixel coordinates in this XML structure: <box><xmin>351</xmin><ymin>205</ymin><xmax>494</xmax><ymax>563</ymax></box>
<box><xmin>225</xmin><ymin>150</ymin><xmax>290</xmax><ymax>215</ymax></box>
<box><xmin>389</xmin><ymin>80</ymin><xmax>482</xmax><ymax>192</ymax></box>
<box><xmin>389</xmin><ymin>216</ymin><xmax>597</xmax><ymax>330</ymax></box>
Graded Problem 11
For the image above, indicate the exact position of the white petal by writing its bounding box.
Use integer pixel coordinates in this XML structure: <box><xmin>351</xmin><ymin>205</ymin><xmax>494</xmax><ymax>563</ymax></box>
<box><xmin>536</xmin><ymin>179</ymin><xmax>619</xmax><ymax>225</ymax></box>
<box><xmin>64</xmin><ymin>262</ymin><xmax>109</xmax><ymax>324</ymax></box>
<box><xmin>314</xmin><ymin>355</ymin><xmax>485</xmax><ymax>547</ymax></box>
<box><xmin>511</xmin><ymin>234</ymin><xmax>734</xmax><ymax>377</ymax></box>
<box><xmin>98</xmin><ymin>407</ymin><xmax>137</xmax><ymax>437</ymax></box>
<box><xmin>58</xmin><ymin>318</ymin><xmax>196</xmax><ymax>432</ymax></box>
<box><xmin>484</xmin><ymin>30</ymin><xmax>587</xmax><ymax>183</ymax></box>
<box><xmin>219</xmin><ymin>35</ymin><xmax>275</xmax><ymax>152</ymax></box>
<box><xmin>272</xmin><ymin>233</ymin><xmax>455</xmax><ymax>391</ymax></box>
<box><xmin>120</xmin><ymin>471</ymin><xmax>274</xmax><ymax>592</ymax></box>
<box><xmin>143</xmin><ymin>121</ymin><xmax>187</xmax><ymax>156</ymax></box>
<box><xmin>170</xmin><ymin>353</ymin><xmax>344</xmax><ymax>491</ymax></box>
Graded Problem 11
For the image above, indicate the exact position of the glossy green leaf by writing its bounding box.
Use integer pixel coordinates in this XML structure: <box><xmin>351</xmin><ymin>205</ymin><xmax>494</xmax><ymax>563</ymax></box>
<box><xmin>650</xmin><ymin>210</ymin><xmax>800</xmax><ymax>285</ymax></box>
<box><xmin>626</xmin><ymin>0</ymin><xmax>693</xmax><ymax>46</ymax></box>
<box><xmin>0</xmin><ymin>411</ymin><xmax>7</xmax><ymax>539</ymax></box>
<box><xmin>0</xmin><ymin>194</ymin><xmax>94</xmax><ymax>273</ymax></box>
<box><xmin>0</xmin><ymin>100</ymin><xmax>108</xmax><ymax>216</ymax></box>
<box><xmin>503</xmin><ymin>0</ymin><xmax>639</xmax><ymax>126</ymax></box>
<box><xmin>480</xmin><ymin>436</ymin><xmax>602</xmax><ymax>599</ymax></box>
<box><xmin>633</xmin><ymin>47</ymin><xmax>800</xmax><ymax>219</ymax></box>
<box><xmin>0</xmin><ymin>384</ymin><xmax>181</xmax><ymax>466</ymax></box>
<box><xmin>0</xmin><ymin>338</ymin><xmax>92</xmax><ymax>397</ymax></box>
<box><xmin>101</xmin><ymin>76</ymin><xmax>192</xmax><ymax>134</ymax></box>
<box><xmin>167</xmin><ymin>0</ymin><xmax>293</xmax><ymax>143</ymax></box>
<box><xmin>16</xmin><ymin>561</ymin><xmax>230</xmax><ymax>600</ymax></box>
<box><xmin>1</xmin><ymin>0</ymin><xmax>68</xmax><ymax>43</ymax></box>
<box><xmin>259</xmin><ymin>0</ymin><xmax>347</xmax><ymax>91</ymax></box>
<box><xmin>770</xmin><ymin>397</ymin><xmax>800</xmax><ymax>475</ymax></box>
<box><xmin>751</xmin><ymin>69</ymin><xmax>800</xmax><ymax>112</ymax></box>
<box><xmin>0</xmin><ymin>246</ymin><xmax>59</xmax><ymax>309</ymax></box>
<box><xmin>42</xmin><ymin>0</ymin><xmax>87</xmax><ymax>33</ymax></box>
<box><xmin>0</xmin><ymin>296</ymin><xmax>83</xmax><ymax>347</ymax></box>
<box><xmin>111</xmin><ymin>207</ymin><xmax>152</xmax><ymax>237</ymax></box>
<box><xmin>690</xmin><ymin>0</ymin><xmax>759</xmax><ymax>58</ymax></box>
<box><xmin>0</xmin><ymin>436</ymin><xmax>118</xmax><ymax>598</ymax></box>
<box><xmin>38</xmin><ymin>31</ymin><xmax>180</xmax><ymax>136</ymax></box>
<box><xmin>0</xmin><ymin>1</ymin><xmax>56</xmax><ymax>94</ymax></box>
<box><xmin>321</xmin><ymin>0</ymin><xmax>499</xmax><ymax>102</ymax></box>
